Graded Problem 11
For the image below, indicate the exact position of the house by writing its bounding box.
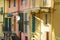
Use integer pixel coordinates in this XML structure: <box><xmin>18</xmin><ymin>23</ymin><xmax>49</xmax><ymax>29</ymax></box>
<box><xmin>20</xmin><ymin>0</ymin><xmax>54</xmax><ymax>40</ymax></box>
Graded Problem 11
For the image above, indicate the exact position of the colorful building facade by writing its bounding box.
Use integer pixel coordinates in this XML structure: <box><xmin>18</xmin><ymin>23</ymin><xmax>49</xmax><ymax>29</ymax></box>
<box><xmin>20</xmin><ymin>0</ymin><xmax>55</xmax><ymax>40</ymax></box>
<box><xmin>53</xmin><ymin>0</ymin><xmax>60</xmax><ymax>40</ymax></box>
<box><xmin>4</xmin><ymin>0</ymin><xmax>20</xmax><ymax>40</ymax></box>
<box><xmin>0</xmin><ymin>0</ymin><xmax>7</xmax><ymax>39</ymax></box>
<box><xmin>0</xmin><ymin>0</ymin><xmax>58</xmax><ymax>40</ymax></box>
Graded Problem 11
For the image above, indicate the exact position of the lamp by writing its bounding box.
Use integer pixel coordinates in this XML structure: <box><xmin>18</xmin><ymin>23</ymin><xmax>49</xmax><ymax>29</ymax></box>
<box><xmin>16</xmin><ymin>16</ymin><xmax>20</xmax><ymax>21</ymax></box>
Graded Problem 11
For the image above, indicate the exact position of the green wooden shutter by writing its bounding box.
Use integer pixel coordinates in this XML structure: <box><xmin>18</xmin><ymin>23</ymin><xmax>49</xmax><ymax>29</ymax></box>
<box><xmin>4</xmin><ymin>18</ymin><xmax>8</xmax><ymax>31</ymax></box>
<box><xmin>9</xmin><ymin>18</ymin><xmax>12</xmax><ymax>32</ymax></box>
<box><xmin>19</xmin><ymin>13</ymin><xmax>23</xmax><ymax>32</ymax></box>
<box><xmin>32</xmin><ymin>14</ymin><xmax>35</xmax><ymax>32</ymax></box>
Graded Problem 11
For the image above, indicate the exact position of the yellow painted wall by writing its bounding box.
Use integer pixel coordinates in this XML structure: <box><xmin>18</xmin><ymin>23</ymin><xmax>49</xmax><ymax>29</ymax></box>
<box><xmin>53</xmin><ymin>0</ymin><xmax>60</xmax><ymax>38</ymax></box>
<box><xmin>0</xmin><ymin>0</ymin><xmax>8</xmax><ymax>37</ymax></box>
<box><xmin>0</xmin><ymin>0</ymin><xmax>4</xmax><ymax>37</ymax></box>
<box><xmin>24</xmin><ymin>0</ymin><xmax>55</xmax><ymax>40</ymax></box>
<box><xmin>0</xmin><ymin>15</ymin><xmax>3</xmax><ymax>37</ymax></box>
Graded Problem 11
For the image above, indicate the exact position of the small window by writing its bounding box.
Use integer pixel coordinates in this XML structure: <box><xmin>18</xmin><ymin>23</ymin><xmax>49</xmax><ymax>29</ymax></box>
<box><xmin>1</xmin><ymin>7</ymin><xmax>3</xmax><ymax>13</ymax></box>
<box><xmin>43</xmin><ymin>0</ymin><xmax>47</xmax><ymax>6</ymax></box>
<box><xmin>32</xmin><ymin>0</ymin><xmax>35</xmax><ymax>7</ymax></box>
<box><xmin>4</xmin><ymin>18</ymin><xmax>8</xmax><ymax>31</ymax></box>
<box><xmin>18</xmin><ymin>13</ymin><xmax>23</xmax><ymax>32</ymax></box>
<box><xmin>9</xmin><ymin>0</ymin><xmax>10</xmax><ymax>8</ymax></box>
<box><xmin>21</xmin><ymin>0</ymin><xmax>24</xmax><ymax>5</ymax></box>
<box><xmin>14</xmin><ymin>0</ymin><xmax>16</xmax><ymax>7</ymax></box>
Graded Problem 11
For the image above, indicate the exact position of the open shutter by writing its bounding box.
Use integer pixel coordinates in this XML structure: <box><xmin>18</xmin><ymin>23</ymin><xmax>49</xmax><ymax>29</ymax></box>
<box><xmin>19</xmin><ymin>13</ymin><xmax>23</xmax><ymax>32</ymax></box>
<box><xmin>32</xmin><ymin>14</ymin><xmax>35</xmax><ymax>32</ymax></box>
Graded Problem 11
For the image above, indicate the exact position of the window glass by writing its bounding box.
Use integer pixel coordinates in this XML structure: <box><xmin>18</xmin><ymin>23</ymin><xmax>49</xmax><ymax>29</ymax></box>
<box><xmin>14</xmin><ymin>0</ymin><xmax>16</xmax><ymax>7</ymax></box>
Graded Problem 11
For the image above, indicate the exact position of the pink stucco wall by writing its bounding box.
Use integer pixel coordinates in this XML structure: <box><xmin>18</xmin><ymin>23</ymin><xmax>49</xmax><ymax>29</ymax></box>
<box><xmin>21</xmin><ymin>32</ymin><xmax>25</xmax><ymax>40</ymax></box>
<box><xmin>7</xmin><ymin>0</ymin><xmax>30</xmax><ymax>40</ymax></box>
<box><xmin>7</xmin><ymin>0</ymin><xmax>20</xmax><ymax>38</ymax></box>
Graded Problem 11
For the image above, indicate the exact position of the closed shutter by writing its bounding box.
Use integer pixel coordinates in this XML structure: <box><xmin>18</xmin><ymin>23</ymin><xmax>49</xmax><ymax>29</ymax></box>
<box><xmin>4</xmin><ymin>18</ymin><xmax>12</xmax><ymax>32</ymax></box>
<box><xmin>32</xmin><ymin>14</ymin><xmax>35</xmax><ymax>32</ymax></box>
<box><xmin>9</xmin><ymin>18</ymin><xmax>12</xmax><ymax>31</ymax></box>
<box><xmin>4</xmin><ymin>18</ymin><xmax>8</xmax><ymax>31</ymax></box>
<box><xmin>19</xmin><ymin>13</ymin><xmax>23</xmax><ymax>32</ymax></box>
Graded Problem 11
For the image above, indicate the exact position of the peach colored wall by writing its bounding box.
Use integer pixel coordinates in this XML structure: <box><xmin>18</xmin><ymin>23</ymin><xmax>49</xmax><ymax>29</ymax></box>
<box><xmin>7</xmin><ymin>0</ymin><xmax>20</xmax><ymax>38</ymax></box>
<box><xmin>7</xmin><ymin>0</ymin><xmax>19</xmax><ymax>13</ymax></box>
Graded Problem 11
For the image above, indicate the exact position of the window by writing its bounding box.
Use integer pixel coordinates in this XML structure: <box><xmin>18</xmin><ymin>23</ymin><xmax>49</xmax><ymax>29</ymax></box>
<box><xmin>9</xmin><ymin>18</ymin><xmax>12</xmax><ymax>31</ymax></box>
<box><xmin>32</xmin><ymin>14</ymin><xmax>35</xmax><ymax>32</ymax></box>
<box><xmin>19</xmin><ymin>13</ymin><xmax>23</xmax><ymax>32</ymax></box>
<box><xmin>14</xmin><ymin>0</ymin><xmax>16</xmax><ymax>7</ymax></box>
<box><xmin>9</xmin><ymin>0</ymin><xmax>10</xmax><ymax>8</ymax></box>
<box><xmin>4</xmin><ymin>18</ymin><xmax>8</xmax><ymax>31</ymax></box>
<box><xmin>1</xmin><ymin>7</ymin><xmax>3</xmax><ymax>13</ymax></box>
<box><xmin>4</xmin><ymin>18</ymin><xmax>12</xmax><ymax>32</ymax></box>
<box><xmin>24</xmin><ymin>13</ymin><xmax>29</xmax><ymax>33</ymax></box>
<box><xmin>43</xmin><ymin>0</ymin><xmax>47</xmax><ymax>6</ymax></box>
<box><xmin>21</xmin><ymin>0</ymin><xmax>24</xmax><ymax>5</ymax></box>
<box><xmin>32</xmin><ymin>0</ymin><xmax>35</xmax><ymax>7</ymax></box>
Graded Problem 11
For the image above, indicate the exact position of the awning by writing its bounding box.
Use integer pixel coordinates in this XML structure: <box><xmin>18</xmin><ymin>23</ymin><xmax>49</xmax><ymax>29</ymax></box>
<box><xmin>7</xmin><ymin>14</ymin><xmax>13</xmax><ymax>17</ymax></box>
<box><xmin>5</xmin><ymin>14</ymin><xmax>13</xmax><ymax>18</ymax></box>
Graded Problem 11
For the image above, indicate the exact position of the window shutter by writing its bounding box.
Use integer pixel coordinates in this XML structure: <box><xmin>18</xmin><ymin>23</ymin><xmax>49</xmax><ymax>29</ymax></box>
<box><xmin>4</xmin><ymin>18</ymin><xmax>8</xmax><ymax>31</ymax></box>
<box><xmin>32</xmin><ymin>14</ymin><xmax>35</xmax><ymax>32</ymax></box>
<box><xmin>14</xmin><ymin>0</ymin><xmax>16</xmax><ymax>7</ymax></box>
<box><xmin>9</xmin><ymin>0</ymin><xmax>10</xmax><ymax>8</ymax></box>
<box><xmin>9</xmin><ymin>18</ymin><xmax>12</xmax><ymax>31</ymax></box>
<box><xmin>19</xmin><ymin>13</ymin><xmax>23</xmax><ymax>32</ymax></box>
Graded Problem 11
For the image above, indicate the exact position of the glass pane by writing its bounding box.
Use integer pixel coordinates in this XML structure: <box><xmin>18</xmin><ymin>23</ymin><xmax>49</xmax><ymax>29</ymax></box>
<box><xmin>32</xmin><ymin>0</ymin><xmax>35</xmax><ymax>7</ymax></box>
<box><xmin>9</xmin><ymin>0</ymin><xmax>10</xmax><ymax>8</ymax></box>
